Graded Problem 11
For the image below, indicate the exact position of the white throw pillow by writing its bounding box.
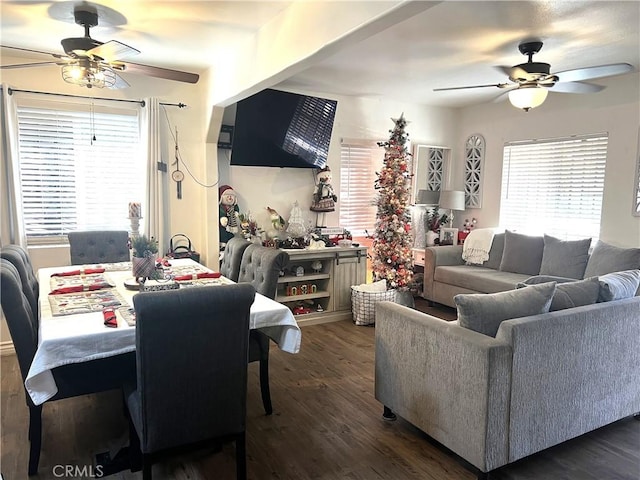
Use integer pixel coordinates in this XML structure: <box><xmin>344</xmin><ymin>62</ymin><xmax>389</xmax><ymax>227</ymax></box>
<box><xmin>352</xmin><ymin>279</ymin><xmax>387</xmax><ymax>292</ymax></box>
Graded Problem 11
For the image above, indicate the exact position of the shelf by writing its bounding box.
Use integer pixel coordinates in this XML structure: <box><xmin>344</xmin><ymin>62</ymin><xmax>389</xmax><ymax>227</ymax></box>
<box><xmin>278</xmin><ymin>273</ymin><xmax>331</xmax><ymax>283</ymax></box>
<box><xmin>277</xmin><ymin>291</ymin><xmax>331</xmax><ymax>302</ymax></box>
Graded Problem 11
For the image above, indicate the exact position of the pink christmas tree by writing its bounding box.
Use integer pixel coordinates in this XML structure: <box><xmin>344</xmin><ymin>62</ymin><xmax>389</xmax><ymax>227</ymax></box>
<box><xmin>372</xmin><ymin>114</ymin><xmax>413</xmax><ymax>290</ymax></box>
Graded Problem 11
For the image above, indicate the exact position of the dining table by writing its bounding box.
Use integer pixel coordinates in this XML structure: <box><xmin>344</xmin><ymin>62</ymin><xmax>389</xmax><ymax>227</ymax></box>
<box><xmin>26</xmin><ymin>258</ymin><xmax>302</xmax><ymax>406</ymax></box>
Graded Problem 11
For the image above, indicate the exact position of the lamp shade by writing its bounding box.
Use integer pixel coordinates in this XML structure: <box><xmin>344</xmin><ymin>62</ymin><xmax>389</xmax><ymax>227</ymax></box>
<box><xmin>416</xmin><ymin>189</ymin><xmax>440</xmax><ymax>205</ymax></box>
<box><xmin>508</xmin><ymin>86</ymin><xmax>548</xmax><ymax>111</ymax></box>
<box><xmin>439</xmin><ymin>190</ymin><xmax>465</xmax><ymax>211</ymax></box>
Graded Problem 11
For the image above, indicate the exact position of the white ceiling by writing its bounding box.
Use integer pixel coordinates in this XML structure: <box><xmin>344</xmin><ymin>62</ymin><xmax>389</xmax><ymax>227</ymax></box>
<box><xmin>1</xmin><ymin>1</ymin><xmax>639</xmax><ymax>108</ymax></box>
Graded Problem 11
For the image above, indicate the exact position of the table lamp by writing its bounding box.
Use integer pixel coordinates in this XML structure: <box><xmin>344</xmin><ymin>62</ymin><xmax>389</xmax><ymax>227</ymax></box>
<box><xmin>438</xmin><ymin>190</ymin><xmax>465</xmax><ymax>227</ymax></box>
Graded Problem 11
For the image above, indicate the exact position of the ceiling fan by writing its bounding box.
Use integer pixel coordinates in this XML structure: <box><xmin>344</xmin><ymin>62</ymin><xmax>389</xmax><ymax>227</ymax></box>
<box><xmin>0</xmin><ymin>6</ymin><xmax>199</xmax><ymax>89</ymax></box>
<box><xmin>434</xmin><ymin>41</ymin><xmax>633</xmax><ymax>111</ymax></box>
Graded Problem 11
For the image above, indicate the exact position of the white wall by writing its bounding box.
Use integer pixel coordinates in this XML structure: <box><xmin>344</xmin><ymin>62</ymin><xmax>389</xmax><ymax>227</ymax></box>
<box><xmin>452</xmin><ymin>72</ymin><xmax>640</xmax><ymax>248</ymax></box>
<box><xmin>219</xmin><ymin>92</ymin><xmax>457</xmax><ymax>234</ymax></box>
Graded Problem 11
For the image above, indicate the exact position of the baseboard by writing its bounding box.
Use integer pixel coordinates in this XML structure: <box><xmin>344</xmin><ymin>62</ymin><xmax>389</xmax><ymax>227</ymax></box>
<box><xmin>0</xmin><ymin>340</ymin><xmax>15</xmax><ymax>356</ymax></box>
<box><xmin>296</xmin><ymin>311</ymin><xmax>353</xmax><ymax>327</ymax></box>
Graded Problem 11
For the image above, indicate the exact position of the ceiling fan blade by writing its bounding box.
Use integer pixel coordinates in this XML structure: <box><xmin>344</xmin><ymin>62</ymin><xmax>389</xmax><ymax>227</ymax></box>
<box><xmin>110</xmin><ymin>72</ymin><xmax>131</xmax><ymax>90</ymax></box>
<box><xmin>1</xmin><ymin>44</ymin><xmax>58</xmax><ymax>57</ymax></box>
<box><xmin>88</xmin><ymin>40</ymin><xmax>140</xmax><ymax>63</ymax></box>
<box><xmin>496</xmin><ymin>65</ymin><xmax>529</xmax><ymax>82</ymax></box>
<box><xmin>548</xmin><ymin>81</ymin><xmax>605</xmax><ymax>94</ymax></box>
<box><xmin>554</xmin><ymin>63</ymin><xmax>633</xmax><ymax>83</ymax></box>
<box><xmin>122</xmin><ymin>61</ymin><xmax>199</xmax><ymax>84</ymax></box>
<box><xmin>434</xmin><ymin>83</ymin><xmax>510</xmax><ymax>91</ymax></box>
<box><xmin>0</xmin><ymin>61</ymin><xmax>59</xmax><ymax>69</ymax></box>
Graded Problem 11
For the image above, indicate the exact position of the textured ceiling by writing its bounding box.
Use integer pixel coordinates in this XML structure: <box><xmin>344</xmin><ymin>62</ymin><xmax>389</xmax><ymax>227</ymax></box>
<box><xmin>1</xmin><ymin>1</ymin><xmax>638</xmax><ymax>108</ymax></box>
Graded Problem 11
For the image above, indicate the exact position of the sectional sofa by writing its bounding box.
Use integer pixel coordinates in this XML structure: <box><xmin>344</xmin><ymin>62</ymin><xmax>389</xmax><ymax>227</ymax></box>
<box><xmin>423</xmin><ymin>231</ymin><xmax>640</xmax><ymax>307</ymax></box>
<box><xmin>375</xmin><ymin>232</ymin><xmax>640</xmax><ymax>477</ymax></box>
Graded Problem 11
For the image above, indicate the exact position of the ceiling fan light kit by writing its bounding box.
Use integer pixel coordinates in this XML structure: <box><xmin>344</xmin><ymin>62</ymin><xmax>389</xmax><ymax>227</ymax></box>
<box><xmin>61</xmin><ymin>59</ymin><xmax>116</xmax><ymax>89</ymax></box>
<box><xmin>508</xmin><ymin>85</ymin><xmax>549</xmax><ymax>112</ymax></box>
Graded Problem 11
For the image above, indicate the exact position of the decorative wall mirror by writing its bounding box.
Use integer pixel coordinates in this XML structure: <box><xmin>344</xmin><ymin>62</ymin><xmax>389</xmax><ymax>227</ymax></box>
<box><xmin>411</xmin><ymin>144</ymin><xmax>451</xmax><ymax>204</ymax></box>
<box><xmin>464</xmin><ymin>134</ymin><xmax>485</xmax><ymax>208</ymax></box>
<box><xmin>634</xmin><ymin>130</ymin><xmax>640</xmax><ymax>216</ymax></box>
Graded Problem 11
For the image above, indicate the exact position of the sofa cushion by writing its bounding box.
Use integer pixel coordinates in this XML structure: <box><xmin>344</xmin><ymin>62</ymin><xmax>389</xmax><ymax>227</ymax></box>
<box><xmin>499</xmin><ymin>231</ymin><xmax>544</xmax><ymax>276</ymax></box>
<box><xmin>483</xmin><ymin>232</ymin><xmax>505</xmax><ymax>270</ymax></box>
<box><xmin>454</xmin><ymin>282</ymin><xmax>556</xmax><ymax>337</ymax></box>
<box><xmin>435</xmin><ymin>265</ymin><xmax>531</xmax><ymax>293</ymax></box>
<box><xmin>583</xmin><ymin>241</ymin><xmax>640</xmax><ymax>277</ymax></box>
<box><xmin>517</xmin><ymin>276</ymin><xmax>600</xmax><ymax>311</ymax></box>
<box><xmin>539</xmin><ymin>235</ymin><xmax>591</xmax><ymax>279</ymax></box>
<box><xmin>598</xmin><ymin>270</ymin><xmax>640</xmax><ymax>302</ymax></box>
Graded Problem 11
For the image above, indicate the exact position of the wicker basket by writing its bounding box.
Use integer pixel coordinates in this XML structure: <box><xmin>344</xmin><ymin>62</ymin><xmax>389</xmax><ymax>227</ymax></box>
<box><xmin>351</xmin><ymin>287</ymin><xmax>397</xmax><ymax>326</ymax></box>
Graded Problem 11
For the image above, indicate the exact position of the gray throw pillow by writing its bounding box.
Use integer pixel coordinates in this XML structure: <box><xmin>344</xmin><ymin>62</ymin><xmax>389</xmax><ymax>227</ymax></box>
<box><xmin>584</xmin><ymin>241</ymin><xmax>640</xmax><ymax>277</ymax></box>
<box><xmin>455</xmin><ymin>282</ymin><xmax>556</xmax><ymax>337</ymax></box>
<box><xmin>598</xmin><ymin>270</ymin><xmax>640</xmax><ymax>302</ymax></box>
<box><xmin>499</xmin><ymin>230</ymin><xmax>544</xmax><ymax>276</ymax></box>
<box><xmin>539</xmin><ymin>235</ymin><xmax>591</xmax><ymax>279</ymax></box>
<box><xmin>519</xmin><ymin>275</ymin><xmax>577</xmax><ymax>285</ymax></box>
<box><xmin>483</xmin><ymin>232</ymin><xmax>505</xmax><ymax>270</ymax></box>
<box><xmin>517</xmin><ymin>277</ymin><xmax>600</xmax><ymax>311</ymax></box>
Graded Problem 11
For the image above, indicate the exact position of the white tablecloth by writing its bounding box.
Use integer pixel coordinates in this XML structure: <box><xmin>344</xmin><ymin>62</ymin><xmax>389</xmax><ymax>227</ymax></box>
<box><xmin>26</xmin><ymin>259</ymin><xmax>301</xmax><ymax>405</ymax></box>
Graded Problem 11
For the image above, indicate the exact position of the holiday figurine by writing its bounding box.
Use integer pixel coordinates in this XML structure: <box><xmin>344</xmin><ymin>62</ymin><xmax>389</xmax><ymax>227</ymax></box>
<box><xmin>310</xmin><ymin>166</ymin><xmax>338</xmax><ymax>227</ymax></box>
<box><xmin>219</xmin><ymin>185</ymin><xmax>240</xmax><ymax>249</ymax></box>
<box><xmin>266</xmin><ymin>206</ymin><xmax>286</xmax><ymax>239</ymax></box>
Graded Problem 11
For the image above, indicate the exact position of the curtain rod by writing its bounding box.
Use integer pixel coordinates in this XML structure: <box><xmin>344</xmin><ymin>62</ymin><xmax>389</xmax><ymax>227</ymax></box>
<box><xmin>4</xmin><ymin>87</ymin><xmax>187</xmax><ymax>108</ymax></box>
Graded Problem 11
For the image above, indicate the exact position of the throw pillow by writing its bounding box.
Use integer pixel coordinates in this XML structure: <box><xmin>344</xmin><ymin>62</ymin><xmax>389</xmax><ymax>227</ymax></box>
<box><xmin>352</xmin><ymin>279</ymin><xmax>387</xmax><ymax>292</ymax></box>
<box><xmin>519</xmin><ymin>275</ymin><xmax>577</xmax><ymax>285</ymax></box>
<box><xmin>598</xmin><ymin>270</ymin><xmax>640</xmax><ymax>302</ymax></box>
<box><xmin>499</xmin><ymin>230</ymin><xmax>544</xmax><ymax>276</ymax></box>
<box><xmin>483</xmin><ymin>232</ymin><xmax>505</xmax><ymax>270</ymax></box>
<box><xmin>583</xmin><ymin>241</ymin><xmax>640</xmax><ymax>277</ymax></box>
<box><xmin>539</xmin><ymin>235</ymin><xmax>591</xmax><ymax>279</ymax></box>
<box><xmin>517</xmin><ymin>277</ymin><xmax>600</xmax><ymax>311</ymax></box>
<box><xmin>454</xmin><ymin>282</ymin><xmax>556</xmax><ymax>337</ymax></box>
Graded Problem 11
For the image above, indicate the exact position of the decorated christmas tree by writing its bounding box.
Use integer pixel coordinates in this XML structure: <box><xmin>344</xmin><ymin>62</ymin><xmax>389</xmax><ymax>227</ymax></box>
<box><xmin>372</xmin><ymin>114</ymin><xmax>413</xmax><ymax>290</ymax></box>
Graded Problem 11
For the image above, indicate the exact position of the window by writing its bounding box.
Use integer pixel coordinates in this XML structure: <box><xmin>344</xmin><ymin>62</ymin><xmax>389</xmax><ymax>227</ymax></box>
<box><xmin>14</xmin><ymin>97</ymin><xmax>143</xmax><ymax>242</ymax></box>
<box><xmin>339</xmin><ymin>140</ymin><xmax>382</xmax><ymax>237</ymax></box>
<box><xmin>500</xmin><ymin>133</ymin><xmax>607</xmax><ymax>241</ymax></box>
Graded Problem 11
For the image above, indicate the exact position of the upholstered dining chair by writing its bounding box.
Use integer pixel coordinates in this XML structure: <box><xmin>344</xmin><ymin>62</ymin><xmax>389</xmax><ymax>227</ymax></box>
<box><xmin>1</xmin><ymin>244</ymin><xmax>39</xmax><ymax>323</ymax></box>
<box><xmin>0</xmin><ymin>259</ymin><xmax>136</xmax><ymax>476</ymax></box>
<box><xmin>126</xmin><ymin>283</ymin><xmax>256</xmax><ymax>480</ymax></box>
<box><xmin>220</xmin><ymin>236</ymin><xmax>252</xmax><ymax>282</ymax></box>
<box><xmin>237</xmin><ymin>245</ymin><xmax>290</xmax><ymax>415</ymax></box>
<box><xmin>67</xmin><ymin>230</ymin><xmax>130</xmax><ymax>265</ymax></box>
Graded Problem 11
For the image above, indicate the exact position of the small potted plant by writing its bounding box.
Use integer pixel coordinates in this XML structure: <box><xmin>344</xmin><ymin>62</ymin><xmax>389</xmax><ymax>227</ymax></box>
<box><xmin>131</xmin><ymin>235</ymin><xmax>158</xmax><ymax>280</ymax></box>
<box><xmin>426</xmin><ymin>207</ymin><xmax>449</xmax><ymax>246</ymax></box>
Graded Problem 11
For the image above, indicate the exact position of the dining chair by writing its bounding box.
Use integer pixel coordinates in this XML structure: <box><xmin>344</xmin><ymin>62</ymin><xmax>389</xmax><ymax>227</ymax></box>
<box><xmin>0</xmin><ymin>259</ymin><xmax>136</xmax><ymax>476</ymax></box>
<box><xmin>67</xmin><ymin>230</ymin><xmax>130</xmax><ymax>265</ymax></box>
<box><xmin>237</xmin><ymin>245</ymin><xmax>290</xmax><ymax>415</ymax></box>
<box><xmin>220</xmin><ymin>236</ymin><xmax>252</xmax><ymax>282</ymax></box>
<box><xmin>0</xmin><ymin>245</ymin><xmax>39</xmax><ymax>324</ymax></box>
<box><xmin>126</xmin><ymin>283</ymin><xmax>256</xmax><ymax>480</ymax></box>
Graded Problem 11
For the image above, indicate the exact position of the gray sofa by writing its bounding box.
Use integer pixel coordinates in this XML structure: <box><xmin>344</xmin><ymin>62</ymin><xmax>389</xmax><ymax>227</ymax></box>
<box><xmin>375</xmin><ymin>295</ymin><xmax>640</xmax><ymax>477</ymax></box>
<box><xmin>423</xmin><ymin>232</ymin><xmax>640</xmax><ymax>307</ymax></box>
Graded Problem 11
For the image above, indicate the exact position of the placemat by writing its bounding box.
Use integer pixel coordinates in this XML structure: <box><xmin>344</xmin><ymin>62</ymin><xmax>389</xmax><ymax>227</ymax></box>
<box><xmin>48</xmin><ymin>288</ymin><xmax>129</xmax><ymax>316</ymax></box>
<box><xmin>49</xmin><ymin>273</ymin><xmax>111</xmax><ymax>290</ymax></box>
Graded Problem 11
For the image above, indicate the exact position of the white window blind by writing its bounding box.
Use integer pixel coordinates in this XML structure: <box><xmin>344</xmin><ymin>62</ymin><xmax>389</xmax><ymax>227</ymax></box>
<box><xmin>339</xmin><ymin>140</ymin><xmax>382</xmax><ymax>236</ymax></box>
<box><xmin>500</xmin><ymin>133</ymin><xmax>608</xmax><ymax>241</ymax></box>
<box><xmin>15</xmin><ymin>99</ymin><xmax>143</xmax><ymax>241</ymax></box>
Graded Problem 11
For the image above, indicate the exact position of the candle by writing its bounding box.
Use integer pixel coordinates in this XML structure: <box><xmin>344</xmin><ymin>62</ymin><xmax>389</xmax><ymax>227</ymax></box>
<box><xmin>128</xmin><ymin>202</ymin><xmax>141</xmax><ymax>218</ymax></box>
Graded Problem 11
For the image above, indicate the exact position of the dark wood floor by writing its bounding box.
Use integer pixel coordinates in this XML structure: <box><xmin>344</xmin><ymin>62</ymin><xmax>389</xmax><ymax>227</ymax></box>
<box><xmin>2</xmin><ymin>303</ymin><xmax>639</xmax><ymax>479</ymax></box>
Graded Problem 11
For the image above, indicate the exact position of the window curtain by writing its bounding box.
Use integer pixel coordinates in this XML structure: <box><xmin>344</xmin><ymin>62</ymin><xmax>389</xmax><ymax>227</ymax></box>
<box><xmin>1</xmin><ymin>85</ymin><xmax>27</xmax><ymax>247</ymax></box>
<box><xmin>142</xmin><ymin>97</ymin><xmax>169</xmax><ymax>255</ymax></box>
